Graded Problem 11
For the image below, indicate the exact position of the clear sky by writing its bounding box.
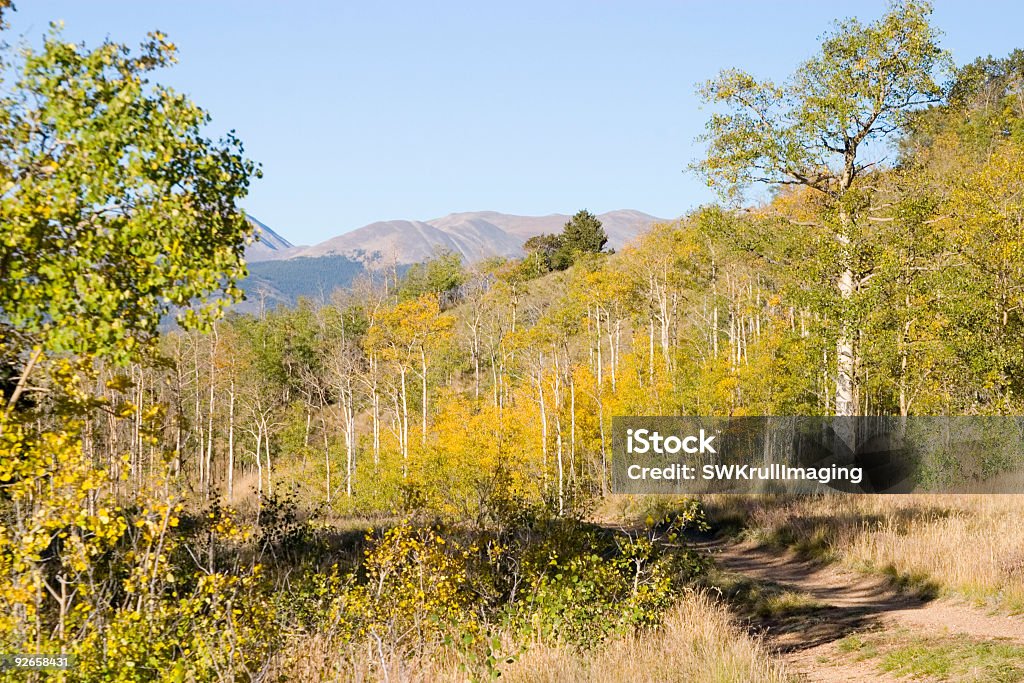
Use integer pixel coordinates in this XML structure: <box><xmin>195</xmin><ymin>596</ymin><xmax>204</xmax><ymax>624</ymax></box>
<box><xmin>6</xmin><ymin>2</ymin><xmax>1023</xmax><ymax>245</ymax></box>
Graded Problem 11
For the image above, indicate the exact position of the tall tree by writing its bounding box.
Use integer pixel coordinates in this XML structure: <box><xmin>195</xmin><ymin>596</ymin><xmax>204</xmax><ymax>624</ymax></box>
<box><xmin>0</xmin><ymin>28</ymin><xmax>257</xmax><ymax>420</ymax></box>
<box><xmin>695</xmin><ymin>0</ymin><xmax>948</xmax><ymax>419</ymax></box>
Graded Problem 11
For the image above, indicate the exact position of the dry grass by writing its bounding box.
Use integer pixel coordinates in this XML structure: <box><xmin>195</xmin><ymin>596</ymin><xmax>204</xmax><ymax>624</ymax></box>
<box><xmin>501</xmin><ymin>591</ymin><xmax>787</xmax><ymax>683</ymax></box>
<box><xmin>272</xmin><ymin>591</ymin><xmax>787</xmax><ymax>682</ymax></box>
<box><xmin>700</xmin><ymin>493</ymin><xmax>1024</xmax><ymax>612</ymax></box>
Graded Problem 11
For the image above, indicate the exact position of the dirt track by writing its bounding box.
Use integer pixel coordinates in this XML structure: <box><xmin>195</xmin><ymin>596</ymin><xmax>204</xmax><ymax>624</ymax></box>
<box><xmin>698</xmin><ymin>540</ymin><xmax>1024</xmax><ymax>682</ymax></box>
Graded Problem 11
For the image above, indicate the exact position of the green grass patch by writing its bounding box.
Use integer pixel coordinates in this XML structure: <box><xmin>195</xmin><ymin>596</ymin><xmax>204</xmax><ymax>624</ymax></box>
<box><xmin>704</xmin><ymin>569</ymin><xmax>824</xmax><ymax>619</ymax></box>
<box><xmin>882</xmin><ymin>639</ymin><xmax>1024</xmax><ymax>682</ymax></box>
<box><xmin>879</xmin><ymin>563</ymin><xmax>941</xmax><ymax>600</ymax></box>
<box><xmin>838</xmin><ymin>631</ymin><xmax>1024</xmax><ymax>682</ymax></box>
<box><xmin>837</xmin><ymin>633</ymin><xmax>880</xmax><ymax>662</ymax></box>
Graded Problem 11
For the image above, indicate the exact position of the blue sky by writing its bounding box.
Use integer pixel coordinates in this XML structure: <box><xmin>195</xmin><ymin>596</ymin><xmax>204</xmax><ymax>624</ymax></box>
<box><xmin>7</xmin><ymin>2</ymin><xmax>1023</xmax><ymax>245</ymax></box>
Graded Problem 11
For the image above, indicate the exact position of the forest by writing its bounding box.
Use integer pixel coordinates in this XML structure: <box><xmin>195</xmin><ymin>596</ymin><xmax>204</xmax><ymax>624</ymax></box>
<box><xmin>2</xmin><ymin>1</ymin><xmax>1024</xmax><ymax>681</ymax></box>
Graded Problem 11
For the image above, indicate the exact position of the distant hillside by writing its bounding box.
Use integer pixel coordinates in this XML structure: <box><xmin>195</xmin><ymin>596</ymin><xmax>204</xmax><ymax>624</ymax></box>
<box><xmin>235</xmin><ymin>210</ymin><xmax>667</xmax><ymax>309</ymax></box>
<box><xmin>290</xmin><ymin>209</ymin><xmax>665</xmax><ymax>266</ymax></box>
<box><xmin>237</xmin><ymin>255</ymin><xmax>369</xmax><ymax>314</ymax></box>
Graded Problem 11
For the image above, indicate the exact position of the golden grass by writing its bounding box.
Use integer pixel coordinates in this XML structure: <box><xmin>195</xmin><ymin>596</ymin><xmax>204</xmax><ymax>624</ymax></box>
<box><xmin>702</xmin><ymin>493</ymin><xmax>1024</xmax><ymax>612</ymax></box>
<box><xmin>501</xmin><ymin>591</ymin><xmax>787</xmax><ymax>683</ymax></box>
<box><xmin>272</xmin><ymin>591</ymin><xmax>787</xmax><ymax>682</ymax></box>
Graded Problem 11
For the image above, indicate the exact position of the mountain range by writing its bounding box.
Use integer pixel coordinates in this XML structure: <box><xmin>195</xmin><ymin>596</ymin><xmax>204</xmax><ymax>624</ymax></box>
<box><xmin>239</xmin><ymin>210</ymin><xmax>666</xmax><ymax>311</ymax></box>
<box><xmin>245</xmin><ymin>209</ymin><xmax>663</xmax><ymax>265</ymax></box>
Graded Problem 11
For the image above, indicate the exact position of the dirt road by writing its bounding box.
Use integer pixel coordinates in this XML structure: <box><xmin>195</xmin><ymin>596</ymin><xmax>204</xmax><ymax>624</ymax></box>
<box><xmin>698</xmin><ymin>540</ymin><xmax>1024</xmax><ymax>682</ymax></box>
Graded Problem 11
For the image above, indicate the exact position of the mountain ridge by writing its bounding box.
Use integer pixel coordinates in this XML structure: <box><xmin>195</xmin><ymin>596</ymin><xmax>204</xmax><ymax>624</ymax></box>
<box><xmin>246</xmin><ymin>209</ymin><xmax>667</xmax><ymax>266</ymax></box>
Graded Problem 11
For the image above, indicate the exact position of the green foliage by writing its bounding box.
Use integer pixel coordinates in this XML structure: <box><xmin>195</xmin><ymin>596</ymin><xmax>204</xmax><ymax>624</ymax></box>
<box><xmin>906</xmin><ymin>49</ymin><xmax>1024</xmax><ymax>159</ymax></box>
<box><xmin>0</xmin><ymin>28</ymin><xmax>257</xmax><ymax>369</ymax></box>
<box><xmin>522</xmin><ymin>210</ymin><xmax>608</xmax><ymax>274</ymax></box>
<box><xmin>697</xmin><ymin>0</ymin><xmax>949</xmax><ymax>199</ymax></box>
<box><xmin>504</xmin><ymin>520</ymin><xmax>705</xmax><ymax>647</ymax></box>
<box><xmin>0</xmin><ymin>20</ymin><xmax>267</xmax><ymax>682</ymax></box>
<box><xmin>397</xmin><ymin>251</ymin><xmax>467</xmax><ymax>304</ymax></box>
<box><xmin>523</xmin><ymin>232</ymin><xmax>566</xmax><ymax>272</ymax></box>
<box><xmin>560</xmin><ymin>209</ymin><xmax>608</xmax><ymax>260</ymax></box>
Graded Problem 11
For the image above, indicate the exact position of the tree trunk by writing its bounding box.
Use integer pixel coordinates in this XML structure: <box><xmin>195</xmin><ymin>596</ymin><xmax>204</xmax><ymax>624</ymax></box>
<box><xmin>553</xmin><ymin>352</ymin><xmax>565</xmax><ymax>516</ymax></box>
<box><xmin>648</xmin><ymin>317</ymin><xmax>655</xmax><ymax>386</ymax></box>
<box><xmin>345</xmin><ymin>377</ymin><xmax>355</xmax><ymax>497</ymax></box>
<box><xmin>206</xmin><ymin>335</ymin><xmax>216</xmax><ymax>501</ymax></box>
<box><xmin>226</xmin><ymin>379</ymin><xmax>235</xmax><ymax>501</ymax></box>
<box><xmin>835</xmin><ymin>257</ymin><xmax>857</xmax><ymax>417</ymax></box>
<box><xmin>399</xmin><ymin>365</ymin><xmax>409</xmax><ymax>475</ymax></box>
<box><xmin>371</xmin><ymin>353</ymin><xmax>380</xmax><ymax>466</ymax></box>
<box><xmin>420</xmin><ymin>347</ymin><xmax>428</xmax><ymax>448</ymax></box>
<box><xmin>537</xmin><ymin>364</ymin><xmax>548</xmax><ymax>492</ymax></box>
<box><xmin>834</xmin><ymin>199</ymin><xmax>858</xmax><ymax>455</ymax></box>
<box><xmin>264</xmin><ymin>421</ymin><xmax>273</xmax><ymax>496</ymax></box>
<box><xmin>322</xmin><ymin>415</ymin><xmax>331</xmax><ymax>504</ymax></box>
<box><xmin>569</xmin><ymin>368</ymin><xmax>576</xmax><ymax>484</ymax></box>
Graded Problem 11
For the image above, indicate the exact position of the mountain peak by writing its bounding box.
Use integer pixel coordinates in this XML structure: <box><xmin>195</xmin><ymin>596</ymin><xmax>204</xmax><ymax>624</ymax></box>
<box><xmin>245</xmin><ymin>215</ymin><xmax>301</xmax><ymax>262</ymax></box>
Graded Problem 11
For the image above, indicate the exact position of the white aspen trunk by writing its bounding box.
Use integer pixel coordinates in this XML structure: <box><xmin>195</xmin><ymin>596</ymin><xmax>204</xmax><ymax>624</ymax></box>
<box><xmin>193</xmin><ymin>342</ymin><xmax>203</xmax><ymax>492</ymax></box>
<box><xmin>553</xmin><ymin>353</ymin><xmax>564</xmax><ymax>516</ymax></box>
<box><xmin>555</xmin><ymin>414</ymin><xmax>564</xmax><ymax>516</ymax></box>
<box><xmin>133</xmin><ymin>364</ymin><xmax>142</xmax><ymax>487</ymax></box>
<box><xmin>587</xmin><ymin>305</ymin><xmax>594</xmax><ymax>370</ymax></box>
<box><xmin>729</xmin><ymin>299</ymin><xmax>737</xmax><ymax>372</ymax></box>
<box><xmin>742</xmin><ymin>316</ymin><xmax>749</xmax><ymax>365</ymax></box>
<box><xmin>206</xmin><ymin>338</ymin><xmax>216</xmax><ymax>501</ymax></box>
<box><xmin>537</xmin><ymin>365</ymin><xmax>548</xmax><ymax>491</ymax></box>
<box><xmin>173</xmin><ymin>409</ymin><xmax>182</xmax><ymax>480</ymax></box>
<box><xmin>607</xmin><ymin>317</ymin><xmax>618</xmax><ymax>392</ymax></box>
<box><xmin>835</xmin><ymin>260</ymin><xmax>857</xmax><ymax>418</ymax></box>
<box><xmin>823</xmin><ymin>348</ymin><xmax>830</xmax><ymax>413</ymax></box>
<box><xmin>420</xmin><ymin>347</ymin><xmax>427</xmax><ymax>448</ymax></box>
<box><xmin>400</xmin><ymin>365</ymin><xmax>409</xmax><ymax>475</ymax></box>
<box><xmin>511</xmin><ymin>292</ymin><xmax>518</xmax><ymax>334</ymax></box>
<box><xmin>322</xmin><ymin>415</ymin><xmax>331</xmax><ymax>504</ymax></box>
<box><xmin>264</xmin><ymin>419</ymin><xmax>273</xmax><ymax>496</ymax></box>
<box><xmin>346</xmin><ymin>378</ymin><xmax>355</xmax><ymax>497</ymax></box>
<box><xmin>661</xmin><ymin>306</ymin><xmax>671</xmax><ymax>366</ymax></box>
<box><xmin>899</xmin><ymin>322</ymin><xmax>910</xmax><ymax>418</ymax></box>
<box><xmin>648</xmin><ymin>317</ymin><xmax>655</xmax><ymax>386</ymax></box>
<box><xmin>226</xmin><ymin>379</ymin><xmax>235</xmax><ymax>501</ymax></box>
<box><xmin>472</xmin><ymin>321</ymin><xmax>481</xmax><ymax>400</ymax></box>
<box><xmin>491</xmin><ymin>354</ymin><xmax>499</xmax><ymax>408</ymax></box>
<box><xmin>569</xmin><ymin>369</ymin><xmax>576</xmax><ymax>484</ymax></box>
<box><xmin>255</xmin><ymin>428</ymin><xmax>264</xmax><ymax>498</ymax></box>
<box><xmin>371</xmin><ymin>353</ymin><xmax>380</xmax><ymax>466</ymax></box>
<box><xmin>304</xmin><ymin>408</ymin><xmax>311</xmax><ymax>449</ymax></box>
<box><xmin>711</xmin><ymin>257</ymin><xmax>720</xmax><ymax>358</ymax></box>
<box><xmin>712</xmin><ymin>304</ymin><xmax>719</xmax><ymax>358</ymax></box>
<box><xmin>834</xmin><ymin>192</ymin><xmax>858</xmax><ymax>428</ymax></box>
<box><xmin>755</xmin><ymin>280</ymin><xmax>762</xmax><ymax>338</ymax></box>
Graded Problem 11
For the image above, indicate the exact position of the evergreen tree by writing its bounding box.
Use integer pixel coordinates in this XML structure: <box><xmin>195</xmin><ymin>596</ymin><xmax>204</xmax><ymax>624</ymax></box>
<box><xmin>561</xmin><ymin>209</ymin><xmax>608</xmax><ymax>258</ymax></box>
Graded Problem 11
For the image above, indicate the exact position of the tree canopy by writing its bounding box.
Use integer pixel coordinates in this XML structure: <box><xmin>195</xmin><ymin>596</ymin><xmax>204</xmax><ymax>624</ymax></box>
<box><xmin>0</xmin><ymin>27</ymin><xmax>258</xmax><ymax>398</ymax></box>
<box><xmin>522</xmin><ymin>209</ymin><xmax>608</xmax><ymax>273</ymax></box>
<box><xmin>696</xmin><ymin>0</ymin><xmax>949</xmax><ymax>200</ymax></box>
